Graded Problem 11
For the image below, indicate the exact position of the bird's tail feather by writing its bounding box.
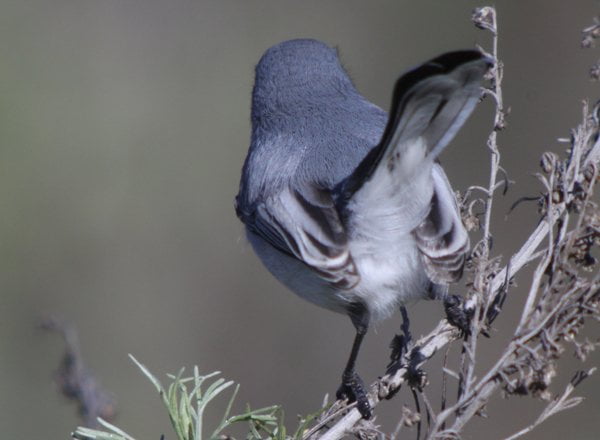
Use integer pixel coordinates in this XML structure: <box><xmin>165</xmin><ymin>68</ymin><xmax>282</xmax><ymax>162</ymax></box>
<box><xmin>338</xmin><ymin>50</ymin><xmax>492</xmax><ymax>205</ymax></box>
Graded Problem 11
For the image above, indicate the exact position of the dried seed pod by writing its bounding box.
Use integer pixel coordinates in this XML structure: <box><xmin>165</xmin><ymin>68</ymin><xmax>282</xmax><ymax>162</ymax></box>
<box><xmin>583</xmin><ymin>163</ymin><xmax>597</xmax><ymax>182</ymax></box>
<box><xmin>470</xmin><ymin>240</ymin><xmax>486</xmax><ymax>260</ymax></box>
<box><xmin>572</xmin><ymin>181</ymin><xmax>586</xmax><ymax>201</ymax></box>
<box><xmin>552</xmin><ymin>189</ymin><xmax>564</xmax><ymax>204</ymax></box>
<box><xmin>401</xmin><ymin>405</ymin><xmax>421</xmax><ymax>427</ymax></box>
<box><xmin>592</xmin><ymin>99</ymin><xmax>600</xmax><ymax>125</ymax></box>
<box><xmin>472</xmin><ymin>7</ymin><xmax>496</xmax><ymax>33</ymax></box>
<box><xmin>582</xmin><ymin>19</ymin><xmax>600</xmax><ymax>48</ymax></box>
<box><xmin>494</xmin><ymin>107</ymin><xmax>509</xmax><ymax>131</ymax></box>
<box><xmin>540</xmin><ymin>152</ymin><xmax>558</xmax><ymax>174</ymax></box>
<box><xmin>591</xmin><ymin>61</ymin><xmax>600</xmax><ymax>81</ymax></box>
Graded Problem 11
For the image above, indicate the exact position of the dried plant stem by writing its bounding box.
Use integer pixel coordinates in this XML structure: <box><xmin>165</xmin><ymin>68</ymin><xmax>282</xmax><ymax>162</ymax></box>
<box><xmin>503</xmin><ymin>368</ymin><xmax>597</xmax><ymax>440</ymax></box>
<box><xmin>481</xmin><ymin>9</ymin><xmax>502</xmax><ymax>259</ymax></box>
<box><xmin>318</xmin><ymin>322</ymin><xmax>459</xmax><ymax>440</ymax></box>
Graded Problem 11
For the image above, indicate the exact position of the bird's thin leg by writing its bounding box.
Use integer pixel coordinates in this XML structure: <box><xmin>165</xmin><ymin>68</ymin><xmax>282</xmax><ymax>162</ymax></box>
<box><xmin>388</xmin><ymin>306</ymin><xmax>412</xmax><ymax>372</ymax></box>
<box><xmin>387</xmin><ymin>306</ymin><xmax>427</xmax><ymax>392</ymax></box>
<box><xmin>336</xmin><ymin>303</ymin><xmax>372</xmax><ymax>419</ymax></box>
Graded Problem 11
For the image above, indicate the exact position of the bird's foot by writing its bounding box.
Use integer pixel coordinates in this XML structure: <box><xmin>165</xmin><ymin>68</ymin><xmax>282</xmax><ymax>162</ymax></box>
<box><xmin>386</xmin><ymin>306</ymin><xmax>414</xmax><ymax>372</ymax></box>
<box><xmin>384</xmin><ymin>338</ymin><xmax>428</xmax><ymax>398</ymax></box>
<box><xmin>443</xmin><ymin>294</ymin><xmax>473</xmax><ymax>337</ymax></box>
<box><xmin>386</xmin><ymin>333</ymin><xmax>408</xmax><ymax>373</ymax></box>
<box><xmin>405</xmin><ymin>360</ymin><xmax>428</xmax><ymax>391</ymax></box>
<box><xmin>336</xmin><ymin>370</ymin><xmax>372</xmax><ymax>419</ymax></box>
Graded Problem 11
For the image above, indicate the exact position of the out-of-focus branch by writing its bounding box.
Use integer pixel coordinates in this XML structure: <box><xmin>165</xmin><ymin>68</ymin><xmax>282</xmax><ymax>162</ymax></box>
<box><xmin>41</xmin><ymin>316</ymin><xmax>116</xmax><ymax>428</ymax></box>
<box><xmin>582</xmin><ymin>16</ymin><xmax>600</xmax><ymax>80</ymax></box>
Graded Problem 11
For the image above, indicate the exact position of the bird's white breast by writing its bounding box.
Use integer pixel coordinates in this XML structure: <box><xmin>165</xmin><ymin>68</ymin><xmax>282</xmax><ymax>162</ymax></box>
<box><xmin>338</xmin><ymin>137</ymin><xmax>437</xmax><ymax>320</ymax></box>
<box><xmin>343</xmin><ymin>235</ymin><xmax>430</xmax><ymax>321</ymax></box>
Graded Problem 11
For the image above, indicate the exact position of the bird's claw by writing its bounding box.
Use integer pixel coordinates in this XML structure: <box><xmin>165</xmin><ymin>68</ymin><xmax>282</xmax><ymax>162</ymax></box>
<box><xmin>336</xmin><ymin>371</ymin><xmax>372</xmax><ymax>419</ymax></box>
<box><xmin>444</xmin><ymin>294</ymin><xmax>473</xmax><ymax>337</ymax></box>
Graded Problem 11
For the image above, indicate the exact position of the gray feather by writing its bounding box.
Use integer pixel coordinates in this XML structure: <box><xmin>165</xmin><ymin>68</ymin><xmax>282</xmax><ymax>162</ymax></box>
<box><xmin>413</xmin><ymin>164</ymin><xmax>470</xmax><ymax>284</ymax></box>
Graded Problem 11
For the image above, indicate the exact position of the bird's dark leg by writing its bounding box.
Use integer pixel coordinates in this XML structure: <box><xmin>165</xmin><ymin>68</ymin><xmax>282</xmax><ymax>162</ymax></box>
<box><xmin>387</xmin><ymin>306</ymin><xmax>412</xmax><ymax>373</ymax></box>
<box><xmin>336</xmin><ymin>302</ymin><xmax>372</xmax><ymax>419</ymax></box>
<box><xmin>387</xmin><ymin>306</ymin><xmax>427</xmax><ymax>395</ymax></box>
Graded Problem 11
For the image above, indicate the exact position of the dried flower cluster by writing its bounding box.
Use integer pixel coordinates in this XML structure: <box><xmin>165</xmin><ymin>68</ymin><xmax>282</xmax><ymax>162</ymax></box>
<box><xmin>582</xmin><ymin>17</ymin><xmax>600</xmax><ymax>80</ymax></box>
<box><xmin>582</xmin><ymin>17</ymin><xmax>600</xmax><ymax>49</ymax></box>
<box><xmin>495</xmin><ymin>101</ymin><xmax>600</xmax><ymax>397</ymax></box>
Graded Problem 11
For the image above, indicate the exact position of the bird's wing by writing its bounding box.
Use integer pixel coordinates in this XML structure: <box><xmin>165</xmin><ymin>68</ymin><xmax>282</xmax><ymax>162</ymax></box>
<box><xmin>338</xmin><ymin>50</ymin><xmax>492</xmax><ymax>203</ymax></box>
<box><xmin>413</xmin><ymin>163</ymin><xmax>469</xmax><ymax>284</ymax></box>
<box><xmin>241</xmin><ymin>184</ymin><xmax>360</xmax><ymax>290</ymax></box>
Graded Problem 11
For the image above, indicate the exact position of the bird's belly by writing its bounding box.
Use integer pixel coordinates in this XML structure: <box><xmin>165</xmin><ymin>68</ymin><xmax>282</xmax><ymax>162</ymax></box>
<box><xmin>346</xmin><ymin>238</ymin><xmax>430</xmax><ymax>321</ymax></box>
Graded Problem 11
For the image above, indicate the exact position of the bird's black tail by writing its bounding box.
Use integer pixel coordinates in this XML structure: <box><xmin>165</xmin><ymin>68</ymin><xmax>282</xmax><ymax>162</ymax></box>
<box><xmin>338</xmin><ymin>50</ymin><xmax>492</xmax><ymax>205</ymax></box>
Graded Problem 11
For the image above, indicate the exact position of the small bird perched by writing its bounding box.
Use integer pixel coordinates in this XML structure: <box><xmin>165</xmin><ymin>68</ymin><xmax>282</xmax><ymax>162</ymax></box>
<box><xmin>235</xmin><ymin>39</ymin><xmax>491</xmax><ymax>418</ymax></box>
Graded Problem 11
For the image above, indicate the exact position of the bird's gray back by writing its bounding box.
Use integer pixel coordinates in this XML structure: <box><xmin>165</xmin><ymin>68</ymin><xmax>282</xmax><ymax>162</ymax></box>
<box><xmin>238</xmin><ymin>39</ymin><xmax>388</xmax><ymax>208</ymax></box>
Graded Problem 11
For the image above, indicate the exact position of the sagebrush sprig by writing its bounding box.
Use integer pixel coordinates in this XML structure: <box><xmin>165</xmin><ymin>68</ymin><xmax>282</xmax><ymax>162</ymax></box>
<box><xmin>72</xmin><ymin>355</ymin><xmax>285</xmax><ymax>440</ymax></box>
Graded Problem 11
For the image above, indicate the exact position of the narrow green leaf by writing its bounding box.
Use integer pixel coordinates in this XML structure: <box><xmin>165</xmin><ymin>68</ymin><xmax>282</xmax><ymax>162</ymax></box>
<box><xmin>168</xmin><ymin>368</ymin><xmax>186</xmax><ymax>419</ymax></box>
<box><xmin>210</xmin><ymin>384</ymin><xmax>240</xmax><ymax>439</ymax></box>
<box><xmin>97</xmin><ymin>418</ymin><xmax>137</xmax><ymax>440</ymax></box>
<box><xmin>167</xmin><ymin>375</ymin><xmax>195</xmax><ymax>384</ymax></box>
<box><xmin>222</xmin><ymin>384</ymin><xmax>240</xmax><ymax>424</ymax></box>
<box><xmin>200</xmin><ymin>380</ymin><xmax>233</xmax><ymax>410</ymax></box>
<box><xmin>292</xmin><ymin>405</ymin><xmax>329</xmax><ymax>439</ymax></box>
<box><xmin>129</xmin><ymin>355</ymin><xmax>165</xmax><ymax>394</ymax></box>
<box><xmin>247</xmin><ymin>419</ymin><xmax>262</xmax><ymax>439</ymax></box>
<box><xmin>192</xmin><ymin>365</ymin><xmax>204</xmax><ymax>440</ymax></box>
<box><xmin>165</xmin><ymin>380</ymin><xmax>185</xmax><ymax>440</ymax></box>
<box><xmin>202</xmin><ymin>378</ymin><xmax>226</xmax><ymax>401</ymax></box>
<box><xmin>276</xmin><ymin>409</ymin><xmax>286</xmax><ymax>440</ymax></box>
<box><xmin>72</xmin><ymin>427</ymin><xmax>128</xmax><ymax>440</ymax></box>
<box><xmin>191</xmin><ymin>369</ymin><xmax>221</xmax><ymax>401</ymax></box>
<box><xmin>225</xmin><ymin>405</ymin><xmax>280</xmax><ymax>425</ymax></box>
<box><xmin>179</xmin><ymin>390</ymin><xmax>193</xmax><ymax>440</ymax></box>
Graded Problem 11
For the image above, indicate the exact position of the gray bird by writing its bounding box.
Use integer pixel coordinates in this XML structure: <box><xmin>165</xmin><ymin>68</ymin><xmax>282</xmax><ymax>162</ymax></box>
<box><xmin>235</xmin><ymin>39</ymin><xmax>491</xmax><ymax>418</ymax></box>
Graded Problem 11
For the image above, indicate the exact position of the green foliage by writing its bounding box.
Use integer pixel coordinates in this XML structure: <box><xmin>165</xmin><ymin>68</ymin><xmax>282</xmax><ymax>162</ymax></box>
<box><xmin>71</xmin><ymin>355</ymin><xmax>312</xmax><ymax>440</ymax></box>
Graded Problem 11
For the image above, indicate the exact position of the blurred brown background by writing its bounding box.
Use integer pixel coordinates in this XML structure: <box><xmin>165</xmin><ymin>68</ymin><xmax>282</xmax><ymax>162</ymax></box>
<box><xmin>1</xmin><ymin>0</ymin><xmax>599</xmax><ymax>438</ymax></box>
